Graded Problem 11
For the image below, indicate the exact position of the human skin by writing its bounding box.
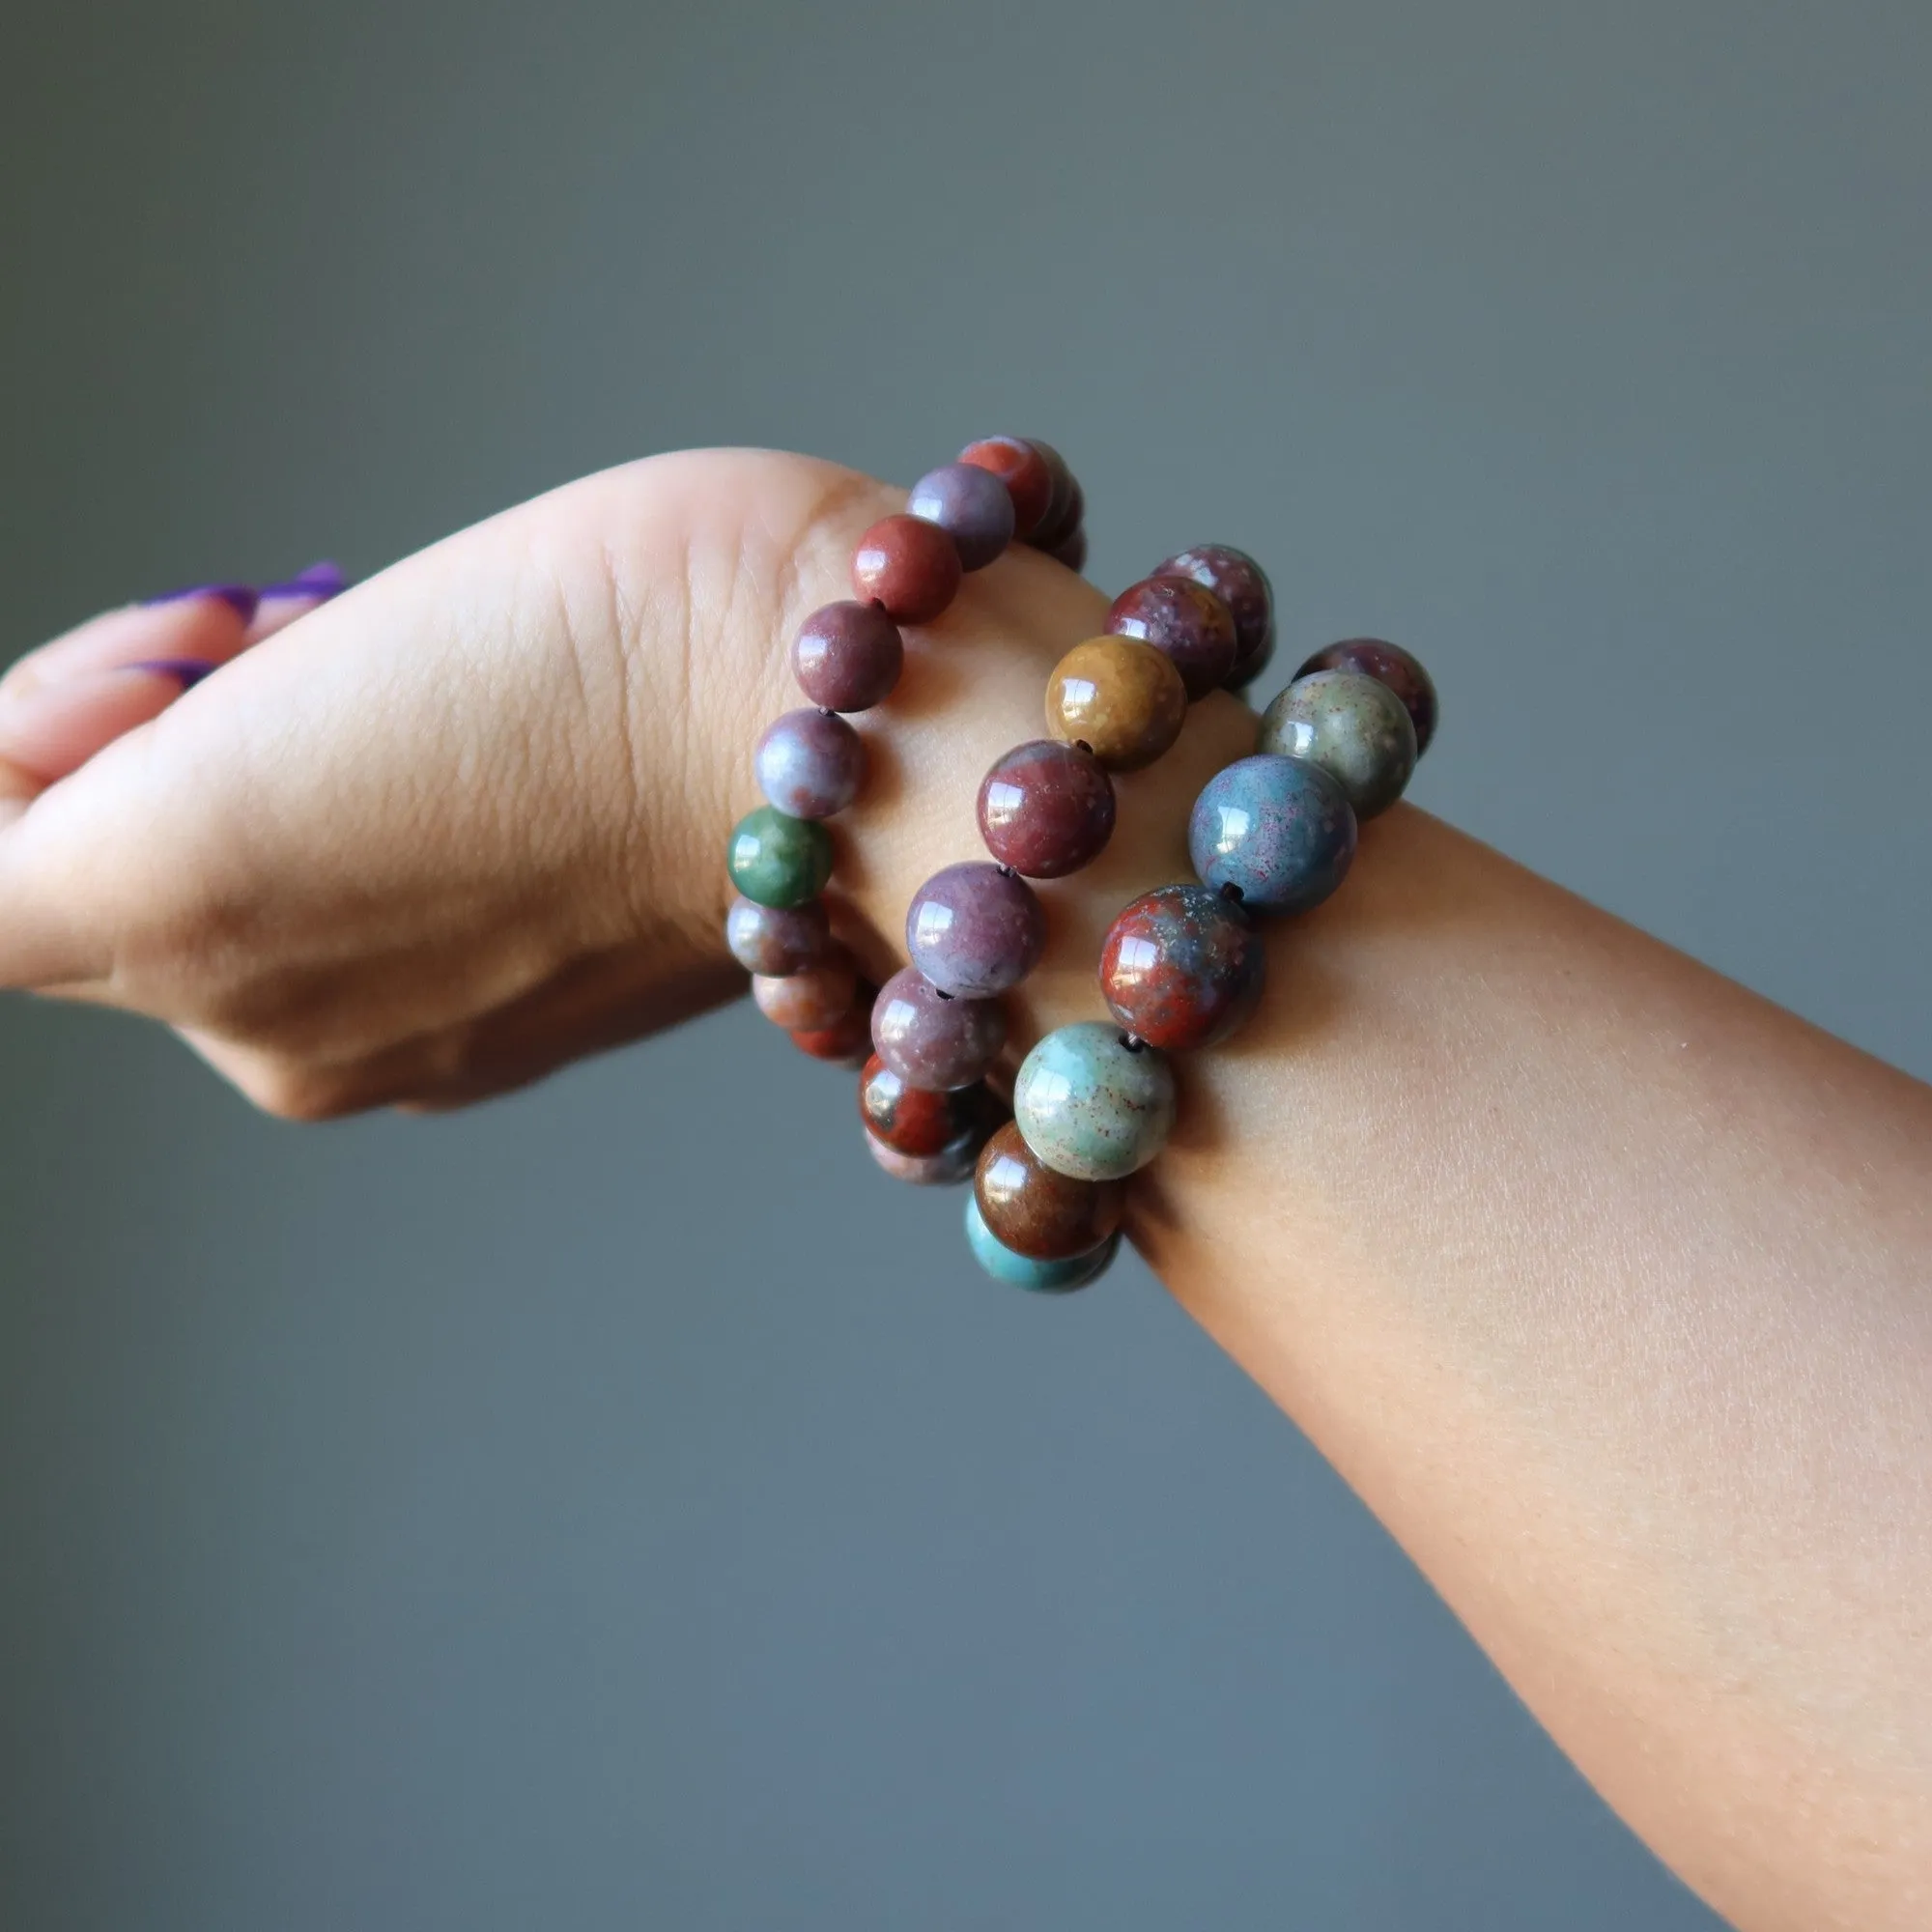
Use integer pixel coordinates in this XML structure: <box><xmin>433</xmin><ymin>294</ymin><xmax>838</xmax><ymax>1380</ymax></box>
<box><xmin>1</xmin><ymin>450</ymin><xmax>1927</xmax><ymax>1929</ymax></box>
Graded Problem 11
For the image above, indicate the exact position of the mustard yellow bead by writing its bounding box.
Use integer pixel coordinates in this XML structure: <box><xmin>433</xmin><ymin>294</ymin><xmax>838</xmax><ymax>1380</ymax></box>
<box><xmin>1043</xmin><ymin>636</ymin><xmax>1187</xmax><ymax>773</ymax></box>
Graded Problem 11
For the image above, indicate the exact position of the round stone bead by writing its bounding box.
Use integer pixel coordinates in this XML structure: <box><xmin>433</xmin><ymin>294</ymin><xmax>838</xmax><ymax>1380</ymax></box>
<box><xmin>1031</xmin><ymin>449</ymin><xmax>1083</xmax><ymax>548</ymax></box>
<box><xmin>957</xmin><ymin>436</ymin><xmax>1054</xmax><ymax>538</ymax></box>
<box><xmin>753</xmin><ymin>952</ymin><xmax>857</xmax><ymax>1032</ymax></box>
<box><xmin>870</xmin><ymin>966</ymin><xmax>1007</xmax><ymax>1091</ymax></box>
<box><xmin>1294</xmin><ymin>637</ymin><xmax>1438</xmax><ymax>755</ymax></box>
<box><xmin>1045</xmin><ymin>526</ymin><xmax>1088</xmax><ymax>574</ymax></box>
<box><xmin>754</xmin><ymin>707</ymin><xmax>867</xmax><ymax>819</ymax></box>
<box><xmin>725</xmin><ymin>895</ymin><xmax>831</xmax><ymax>977</ymax></box>
<box><xmin>977</xmin><ymin>738</ymin><xmax>1116</xmax><ymax>878</ymax></box>
<box><xmin>907</xmin><ymin>461</ymin><xmax>1016</xmax><ymax>571</ymax></box>
<box><xmin>1099</xmin><ymin>884</ymin><xmax>1265</xmax><ymax>1052</ymax></box>
<box><xmin>851</xmin><ymin>514</ymin><xmax>962</xmax><ymax>624</ymax></box>
<box><xmin>791</xmin><ymin>601</ymin><xmax>904</xmax><ymax>712</ymax></box>
<box><xmin>1153</xmin><ymin>544</ymin><xmax>1275</xmax><ymax>690</ymax></box>
<box><xmin>1258</xmin><ymin>669</ymin><xmax>1416</xmax><ymax>819</ymax></box>
<box><xmin>964</xmin><ymin>1194</ymin><xmax>1120</xmax><ymax>1292</ymax></box>
<box><xmin>727</xmin><ymin>805</ymin><xmax>834</xmax><ymax>910</ymax></box>
<box><xmin>1105</xmin><ymin>576</ymin><xmax>1238</xmax><ymax>700</ymax></box>
<box><xmin>867</xmin><ymin>1124</ymin><xmax>983</xmax><ymax>1186</ymax></box>
<box><xmin>905</xmin><ymin>862</ymin><xmax>1046</xmax><ymax>999</ymax></box>
<box><xmin>792</xmin><ymin>988</ymin><xmax>875</xmax><ymax>1065</ymax></box>
<box><xmin>1013</xmin><ymin>1021</ymin><xmax>1176</xmax><ymax>1182</ymax></box>
<box><xmin>1044</xmin><ymin>637</ymin><xmax>1187</xmax><ymax>773</ymax></box>
<box><xmin>975</xmin><ymin>1121</ymin><xmax>1124</xmax><ymax>1261</ymax></box>
<box><xmin>858</xmin><ymin>1053</ymin><xmax>988</xmax><ymax>1158</ymax></box>
<box><xmin>1188</xmin><ymin>753</ymin><xmax>1356</xmax><ymax>916</ymax></box>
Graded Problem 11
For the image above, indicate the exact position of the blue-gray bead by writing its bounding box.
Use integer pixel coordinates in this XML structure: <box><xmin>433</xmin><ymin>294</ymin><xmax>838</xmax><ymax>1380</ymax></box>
<box><xmin>1257</xmin><ymin>669</ymin><xmax>1415</xmax><ymax>819</ymax></box>
<box><xmin>1012</xmin><ymin>1020</ymin><xmax>1176</xmax><ymax>1181</ymax></box>
<box><xmin>1187</xmin><ymin>753</ymin><xmax>1357</xmax><ymax>916</ymax></box>
<box><xmin>964</xmin><ymin>1194</ymin><xmax>1119</xmax><ymax>1292</ymax></box>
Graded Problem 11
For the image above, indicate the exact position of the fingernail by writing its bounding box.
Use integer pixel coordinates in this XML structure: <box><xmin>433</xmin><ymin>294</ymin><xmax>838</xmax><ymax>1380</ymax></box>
<box><xmin>142</xmin><ymin>582</ymin><xmax>260</xmax><ymax>620</ymax></box>
<box><xmin>0</xmin><ymin>663</ymin><xmax>185</xmax><ymax>781</ymax></box>
<box><xmin>260</xmin><ymin>560</ymin><xmax>346</xmax><ymax>602</ymax></box>
<box><xmin>128</xmin><ymin>658</ymin><xmax>219</xmax><ymax>691</ymax></box>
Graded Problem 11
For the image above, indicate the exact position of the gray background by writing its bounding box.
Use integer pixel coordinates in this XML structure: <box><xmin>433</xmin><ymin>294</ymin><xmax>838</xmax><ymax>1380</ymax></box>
<box><xmin>3</xmin><ymin>2</ymin><xmax>1928</xmax><ymax>1926</ymax></box>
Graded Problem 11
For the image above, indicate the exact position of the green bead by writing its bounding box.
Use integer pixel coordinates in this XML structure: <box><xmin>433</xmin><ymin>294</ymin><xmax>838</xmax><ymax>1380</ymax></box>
<box><xmin>727</xmin><ymin>805</ymin><xmax>834</xmax><ymax>910</ymax></box>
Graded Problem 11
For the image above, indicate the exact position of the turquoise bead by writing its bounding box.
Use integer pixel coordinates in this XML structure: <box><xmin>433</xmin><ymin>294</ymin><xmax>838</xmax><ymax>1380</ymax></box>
<box><xmin>1012</xmin><ymin>1020</ymin><xmax>1176</xmax><ymax>1181</ymax></box>
<box><xmin>726</xmin><ymin>805</ymin><xmax>834</xmax><ymax>910</ymax></box>
<box><xmin>964</xmin><ymin>1194</ymin><xmax>1120</xmax><ymax>1292</ymax></box>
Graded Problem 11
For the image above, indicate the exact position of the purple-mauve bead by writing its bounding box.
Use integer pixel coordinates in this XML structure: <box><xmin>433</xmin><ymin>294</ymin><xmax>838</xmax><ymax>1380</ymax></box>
<box><xmin>1154</xmin><ymin>544</ymin><xmax>1275</xmax><ymax>690</ymax></box>
<box><xmin>977</xmin><ymin>739</ymin><xmax>1116</xmax><ymax>878</ymax></box>
<box><xmin>1105</xmin><ymin>575</ymin><xmax>1238</xmax><ymax>700</ymax></box>
<box><xmin>1045</xmin><ymin>526</ymin><xmax>1088</xmax><ymax>574</ymax></box>
<box><xmin>755</xmin><ymin>707</ymin><xmax>867</xmax><ymax>819</ymax></box>
<box><xmin>1293</xmin><ymin>637</ymin><xmax>1438</xmax><ymax>755</ymax></box>
<box><xmin>870</xmin><ymin>966</ymin><xmax>1007</xmax><ymax>1091</ymax></box>
<box><xmin>791</xmin><ymin>601</ymin><xmax>904</xmax><ymax>712</ymax></box>
<box><xmin>907</xmin><ymin>462</ymin><xmax>1017</xmax><ymax>572</ymax></box>
<box><xmin>905</xmin><ymin>861</ymin><xmax>1046</xmax><ymax>999</ymax></box>
<box><xmin>725</xmin><ymin>895</ymin><xmax>831</xmax><ymax>976</ymax></box>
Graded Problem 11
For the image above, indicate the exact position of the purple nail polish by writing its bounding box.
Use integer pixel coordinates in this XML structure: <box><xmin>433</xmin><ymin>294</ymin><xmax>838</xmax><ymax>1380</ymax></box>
<box><xmin>261</xmin><ymin>560</ymin><xmax>346</xmax><ymax>601</ymax></box>
<box><xmin>141</xmin><ymin>583</ymin><xmax>260</xmax><ymax>621</ymax></box>
<box><xmin>128</xmin><ymin>658</ymin><xmax>218</xmax><ymax>691</ymax></box>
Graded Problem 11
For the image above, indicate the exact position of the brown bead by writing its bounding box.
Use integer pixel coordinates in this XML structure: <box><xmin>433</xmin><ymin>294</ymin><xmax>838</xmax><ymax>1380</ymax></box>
<box><xmin>974</xmin><ymin>1122</ymin><xmax>1125</xmax><ymax>1261</ymax></box>
<box><xmin>1043</xmin><ymin>636</ymin><xmax>1187</xmax><ymax>772</ymax></box>
<box><xmin>791</xmin><ymin>981</ymin><xmax>876</xmax><ymax>1065</ymax></box>
<box><xmin>851</xmin><ymin>514</ymin><xmax>962</xmax><ymax>624</ymax></box>
<box><xmin>753</xmin><ymin>953</ymin><xmax>857</xmax><ymax>1032</ymax></box>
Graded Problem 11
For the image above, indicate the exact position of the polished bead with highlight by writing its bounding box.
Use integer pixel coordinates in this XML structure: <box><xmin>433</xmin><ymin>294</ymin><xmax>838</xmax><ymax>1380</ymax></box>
<box><xmin>1293</xmin><ymin>637</ymin><xmax>1438</xmax><ymax>755</ymax></box>
<box><xmin>1044</xmin><ymin>636</ymin><xmax>1187</xmax><ymax>772</ymax></box>
<box><xmin>975</xmin><ymin>1121</ymin><xmax>1124</xmax><ymax>1261</ymax></box>
<box><xmin>858</xmin><ymin>1053</ymin><xmax>988</xmax><ymax>1158</ymax></box>
<box><xmin>753</xmin><ymin>953</ymin><xmax>856</xmax><ymax>1032</ymax></box>
<box><xmin>1258</xmin><ymin>669</ymin><xmax>1416</xmax><ymax>819</ymax></box>
<box><xmin>1099</xmin><ymin>884</ymin><xmax>1265</xmax><ymax>1051</ymax></box>
<box><xmin>725</xmin><ymin>895</ymin><xmax>831</xmax><ymax>977</ymax></box>
<box><xmin>791</xmin><ymin>982</ymin><xmax>876</xmax><ymax>1065</ymax></box>
<box><xmin>754</xmin><ymin>707</ymin><xmax>867</xmax><ymax>818</ymax></box>
<box><xmin>726</xmin><ymin>805</ymin><xmax>834</xmax><ymax>910</ymax></box>
<box><xmin>867</xmin><ymin>1124</ymin><xmax>984</xmax><ymax>1185</ymax></box>
<box><xmin>870</xmin><ymin>966</ymin><xmax>1007</xmax><ymax>1091</ymax></box>
<box><xmin>964</xmin><ymin>1194</ymin><xmax>1120</xmax><ymax>1292</ymax></box>
<box><xmin>851</xmin><ymin>514</ymin><xmax>963</xmax><ymax>624</ymax></box>
<box><xmin>1013</xmin><ymin>1021</ymin><xmax>1176</xmax><ymax>1182</ymax></box>
<box><xmin>1188</xmin><ymin>753</ymin><xmax>1356</xmax><ymax>915</ymax></box>
<box><xmin>977</xmin><ymin>739</ymin><xmax>1116</xmax><ymax>878</ymax></box>
<box><xmin>907</xmin><ymin>461</ymin><xmax>1017</xmax><ymax>571</ymax></box>
<box><xmin>791</xmin><ymin>601</ymin><xmax>904</xmax><ymax>712</ymax></box>
<box><xmin>1105</xmin><ymin>576</ymin><xmax>1238</xmax><ymax>699</ymax></box>
<box><xmin>957</xmin><ymin>436</ymin><xmax>1054</xmax><ymax>538</ymax></box>
<box><xmin>1153</xmin><ymin>544</ymin><xmax>1275</xmax><ymax>690</ymax></box>
<box><xmin>905</xmin><ymin>862</ymin><xmax>1046</xmax><ymax>999</ymax></box>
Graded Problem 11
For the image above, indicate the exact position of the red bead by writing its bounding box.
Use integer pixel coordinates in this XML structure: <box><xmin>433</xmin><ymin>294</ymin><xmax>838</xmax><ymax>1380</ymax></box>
<box><xmin>1153</xmin><ymin>545</ymin><xmax>1275</xmax><ymax>690</ymax></box>
<box><xmin>852</xmin><ymin>515</ymin><xmax>962</xmax><ymax>624</ymax></box>
<box><xmin>957</xmin><ymin>436</ymin><xmax>1053</xmax><ymax>539</ymax></box>
<box><xmin>1099</xmin><ymin>885</ymin><xmax>1264</xmax><ymax>1052</ymax></box>
<box><xmin>857</xmin><ymin>1053</ymin><xmax>987</xmax><ymax>1157</ymax></box>
<box><xmin>977</xmin><ymin>739</ymin><xmax>1116</xmax><ymax>878</ymax></box>
<box><xmin>1105</xmin><ymin>576</ymin><xmax>1237</xmax><ymax>699</ymax></box>
<box><xmin>791</xmin><ymin>981</ymin><xmax>876</xmax><ymax>1064</ymax></box>
<box><xmin>791</xmin><ymin>601</ymin><xmax>904</xmax><ymax>712</ymax></box>
<box><xmin>1294</xmin><ymin>637</ymin><xmax>1438</xmax><ymax>755</ymax></box>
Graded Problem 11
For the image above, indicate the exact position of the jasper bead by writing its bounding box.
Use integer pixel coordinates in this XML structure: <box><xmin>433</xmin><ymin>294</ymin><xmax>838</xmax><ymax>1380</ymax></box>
<box><xmin>1259</xmin><ymin>669</ymin><xmax>1416</xmax><ymax>819</ymax></box>
<box><xmin>867</xmin><ymin>1124</ymin><xmax>983</xmax><ymax>1186</ymax></box>
<box><xmin>791</xmin><ymin>601</ymin><xmax>904</xmax><ymax>712</ymax></box>
<box><xmin>975</xmin><ymin>1121</ymin><xmax>1124</xmax><ymax>1261</ymax></box>
<box><xmin>1045</xmin><ymin>526</ymin><xmax>1088</xmax><ymax>574</ymax></box>
<box><xmin>858</xmin><ymin>1053</ymin><xmax>987</xmax><ymax>1158</ymax></box>
<box><xmin>725</xmin><ymin>895</ymin><xmax>831</xmax><ymax>976</ymax></box>
<box><xmin>957</xmin><ymin>436</ymin><xmax>1053</xmax><ymax>538</ymax></box>
<box><xmin>1153</xmin><ymin>544</ymin><xmax>1275</xmax><ymax>690</ymax></box>
<box><xmin>754</xmin><ymin>707</ymin><xmax>867</xmax><ymax>818</ymax></box>
<box><xmin>964</xmin><ymin>1194</ymin><xmax>1120</xmax><ymax>1292</ymax></box>
<box><xmin>977</xmin><ymin>738</ymin><xmax>1116</xmax><ymax>878</ymax></box>
<box><xmin>1044</xmin><ymin>637</ymin><xmax>1187</xmax><ymax>773</ymax></box>
<box><xmin>907</xmin><ymin>461</ymin><xmax>1016</xmax><ymax>571</ymax></box>
<box><xmin>727</xmin><ymin>805</ymin><xmax>834</xmax><ymax>910</ymax></box>
<box><xmin>1188</xmin><ymin>753</ymin><xmax>1356</xmax><ymax>915</ymax></box>
<box><xmin>753</xmin><ymin>952</ymin><xmax>857</xmax><ymax>1032</ymax></box>
<box><xmin>871</xmin><ymin>966</ymin><xmax>1007</xmax><ymax>1091</ymax></box>
<box><xmin>1294</xmin><ymin>637</ymin><xmax>1438</xmax><ymax>755</ymax></box>
<box><xmin>1032</xmin><ymin>450</ymin><xmax>1083</xmax><ymax>549</ymax></box>
<box><xmin>905</xmin><ymin>861</ymin><xmax>1045</xmax><ymax>999</ymax></box>
<box><xmin>1105</xmin><ymin>576</ymin><xmax>1237</xmax><ymax>700</ymax></box>
<box><xmin>792</xmin><ymin>987</ymin><xmax>875</xmax><ymax>1065</ymax></box>
<box><xmin>851</xmin><ymin>514</ymin><xmax>962</xmax><ymax>624</ymax></box>
<box><xmin>1013</xmin><ymin>1021</ymin><xmax>1176</xmax><ymax>1182</ymax></box>
<box><xmin>1099</xmin><ymin>884</ymin><xmax>1265</xmax><ymax>1051</ymax></box>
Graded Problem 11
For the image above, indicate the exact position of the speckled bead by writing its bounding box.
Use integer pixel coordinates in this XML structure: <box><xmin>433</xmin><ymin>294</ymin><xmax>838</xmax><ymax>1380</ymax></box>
<box><xmin>964</xmin><ymin>1194</ymin><xmax>1120</xmax><ymax>1292</ymax></box>
<box><xmin>754</xmin><ymin>707</ymin><xmax>867</xmax><ymax>819</ymax></box>
<box><xmin>1294</xmin><ymin>637</ymin><xmax>1437</xmax><ymax>755</ymax></box>
<box><xmin>792</xmin><ymin>989</ymin><xmax>875</xmax><ymax>1065</ymax></box>
<box><xmin>727</xmin><ymin>805</ymin><xmax>834</xmax><ymax>910</ymax></box>
<box><xmin>725</xmin><ymin>895</ymin><xmax>831</xmax><ymax>977</ymax></box>
<box><xmin>1099</xmin><ymin>884</ymin><xmax>1265</xmax><ymax>1052</ymax></box>
<box><xmin>867</xmin><ymin>1124</ymin><xmax>984</xmax><ymax>1185</ymax></box>
<box><xmin>858</xmin><ymin>1053</ymin><xmax>988</xmax><ymax>1158</ymax></box>
<box><xmin>753</xmin><ymin>952</ymin><xmax>857</xmax><ymax>1032</ymax></box>
<box><xmin>1012</xmin><ymin>1021</ymin><xmax>1176</xmax><ymax>1182</ymax></box>
<box><xmin>905</xmin><ymin>862</ymin><xmax>1046</xmax><ymax>999</ymax></box>
<box><xmin>974</xmin><ymin>1121</ymin><xmax>1124</xmax><ymax>1261</ymax></box>
<box><xmin>791</xmin><ymin>601</ymin><xmax>904</xmax><ymax>712</ymax></box>
<box><xmin>870</xmin><ymin>966</ymin><xmax>1007</xmax><ymax>1091</ymax></box>
<box><xmin>957</xmin><ymin>436</ymin><xmax>1054</xmax><ymax>539</ymax></box>
<box><xmin>1105</xmin><ymin>576</ymin><xmax>1238</xmax><ymax>700</ymax></box>
<box><xmin>1188</xmin><ymin>753</ymin><xmax>1356</xmax><ymax>916</ymax></box>
<box><xmin>907</xmin><ymin>461</ymin><xmax>1017</xmax><ymax>571</ymax></box>
<box><xmin>1044</xmin><ymin>637</ymin><xmax>1187</xmax><ymax>773</ymax></box>
<box><xmin>851</xmin><ymin>514</ymin><xmax>962</xmax><ymax>624</ymax></box>
<box><xmin>1258</xmin><ymin>669</ymin><xmax>1416</xmax><ymax>819</ymax></box>
<box><xmin>977</xmin><ymin>739</ymin><xmax>1116</xmax><ymax>878</ymax></box>
<box><xmin>1153</xmin><ymin>544</ymin><xmax>1275</xmax><ymax>690</ymax></box>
